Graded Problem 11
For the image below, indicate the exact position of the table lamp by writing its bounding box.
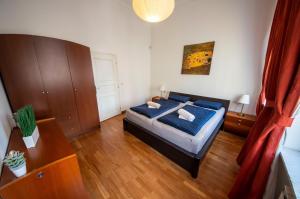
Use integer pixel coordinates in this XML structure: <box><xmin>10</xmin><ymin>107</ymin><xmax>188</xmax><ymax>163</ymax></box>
<box><xmin>160</xmin><ymin>85</ymin><xmax>166</xmax><ymax>97</ymax></box>
<box><xmin>237</xmin><ymin>94</ymin><xmax>250</xmax><ymax>116</ymax></box>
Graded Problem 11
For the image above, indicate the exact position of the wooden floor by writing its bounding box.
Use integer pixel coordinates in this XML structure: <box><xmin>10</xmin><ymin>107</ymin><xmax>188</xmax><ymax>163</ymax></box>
<box><xmin>71</xmin><ymin>114</ymin><xmax>244</xmax><ymax>199</ymax></box>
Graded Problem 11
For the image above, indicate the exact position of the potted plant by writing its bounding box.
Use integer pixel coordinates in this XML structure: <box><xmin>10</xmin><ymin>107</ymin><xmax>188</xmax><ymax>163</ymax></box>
<box><xmin>3</xmin><ymin>150</ymin><xmax>27</xmax><ymax>177</ymax></box>
<box><xmin>16</xmin><ymin>105</ymin><xmax>39</xmax><ymax>148</ymax></box>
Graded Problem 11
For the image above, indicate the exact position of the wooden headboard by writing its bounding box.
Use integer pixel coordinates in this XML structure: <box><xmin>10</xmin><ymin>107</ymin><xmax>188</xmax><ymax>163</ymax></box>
<box><xmin>169</xmin><ymin>91</ymin><xmax>230</xmax><ymax>118</ymax></box>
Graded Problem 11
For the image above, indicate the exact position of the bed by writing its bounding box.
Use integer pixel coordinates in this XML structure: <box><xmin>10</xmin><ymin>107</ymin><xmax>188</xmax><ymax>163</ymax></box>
<box><xmin>123</xmin><ymin>91</ymin><xmax>230</xmax><ymax>178</ymax></box>
<box><xmin>152</xmin><ymin>106</ymin><xmax>225</xmax><ymax>154</ymax></box>
<box><xmin>126</xmin><ymin>100</ymin><xmax>191</xmax><ymax>131</ymax></box>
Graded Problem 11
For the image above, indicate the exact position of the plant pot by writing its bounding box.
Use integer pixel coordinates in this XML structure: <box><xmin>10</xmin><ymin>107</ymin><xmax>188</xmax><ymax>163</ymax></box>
<box><xmin>22</xmin><ymin>126</ymin><xmax>40</xmax><ymax>148</ymax></box>
<box><xmin>10</xmin><ymin>162</ymin><xmax>27</xmax><ymax>177</ymax></box>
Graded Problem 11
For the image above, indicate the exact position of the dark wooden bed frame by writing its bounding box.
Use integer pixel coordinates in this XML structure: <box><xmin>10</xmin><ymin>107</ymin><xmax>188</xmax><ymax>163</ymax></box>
<box><xmin>123</xmin><ymin>91</ymin><xmax>230</xmax><ymax>178</ymax></box>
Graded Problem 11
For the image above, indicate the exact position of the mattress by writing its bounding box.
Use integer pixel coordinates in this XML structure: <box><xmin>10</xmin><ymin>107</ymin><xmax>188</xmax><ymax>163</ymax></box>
<box><xmin>152</xmin><ymin>107</ymin><xmax>225</xmax><ymax>154</ymax></box>
<box><xmin>125</xmin><ymin>101</ymin><xmax>191</xmax><ymax>132</ymax></box>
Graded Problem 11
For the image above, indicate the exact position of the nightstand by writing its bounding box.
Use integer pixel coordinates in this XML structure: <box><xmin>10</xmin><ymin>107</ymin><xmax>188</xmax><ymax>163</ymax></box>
<box><xmin>224</xmin><ymin>111</ymin><xmax>256</xmax><ymax>137</ymax></box>
<box><xmin>152</xmin><ymin>96</ymin><xmax>162</xmax><ymax>101</ymax></box>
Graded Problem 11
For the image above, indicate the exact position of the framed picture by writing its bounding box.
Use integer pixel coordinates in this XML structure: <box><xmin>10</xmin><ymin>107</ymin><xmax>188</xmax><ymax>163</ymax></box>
<box><xmin>181</xmin><ymin>41</ymin><xmax>215</xmax><ymax>75</ymax></box>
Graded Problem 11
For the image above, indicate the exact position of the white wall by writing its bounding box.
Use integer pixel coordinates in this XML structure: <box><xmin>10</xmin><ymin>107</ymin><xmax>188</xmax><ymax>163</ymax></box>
<box><xmin>0</xmin><ymin>0</ymin><xmax>151</xmax><ymax>110</ymax></box>
<box><xmin>0</xmin><ymin>0</ymin><xmax>277</xmax><ymax>114</ymax></box>
<box><xmin>0</xmin><ymin>80</ymin><xmax>12</xmax><ymax>174</ymax></box>
<box><xmin>151</xmin><ymin>0</ymin><xmax>276</xmax><ymax>114</ymax></box>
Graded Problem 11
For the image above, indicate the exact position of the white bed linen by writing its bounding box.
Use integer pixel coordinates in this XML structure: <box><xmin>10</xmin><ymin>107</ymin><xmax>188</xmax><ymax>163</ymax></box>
<box><xmin>152</xmin><ymin>107</ymin><xmax>225</xmax><ymax>154</ymax></box>
<box><xmin>125</xmin><ymin>101</ymin><xmax>191</xmax><ymax>132</ymax></box>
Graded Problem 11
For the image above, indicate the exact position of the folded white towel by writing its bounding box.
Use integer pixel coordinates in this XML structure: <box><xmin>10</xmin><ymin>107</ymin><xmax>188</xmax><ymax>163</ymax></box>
<box><xmin>178</xmin><ymin>109</ymin><xmax>195</xmax><ymax>122</ymax></box>
<box><xmin>179</xmin><ymin>115</ymin><xmax>189</xmax><ymax>120</ymax></box>
<box><xmin>147</xmin><ymin>101</ymin><xmax>161</xmax><ymax>109</ymax></box>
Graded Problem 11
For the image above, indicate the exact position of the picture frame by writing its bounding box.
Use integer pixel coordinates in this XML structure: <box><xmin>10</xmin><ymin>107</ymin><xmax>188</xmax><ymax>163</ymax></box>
<box><xmin>181</xmin><ymin>41</ymin><xmax>215</xmax><ymax>75</ymax></box>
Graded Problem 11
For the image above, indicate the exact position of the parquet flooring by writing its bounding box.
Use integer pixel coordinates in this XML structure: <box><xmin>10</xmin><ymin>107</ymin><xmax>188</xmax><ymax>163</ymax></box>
<box><xmin>71</xmin><ymin>114</ymin><xmax>244</xmax><ymax>199</ymax></box>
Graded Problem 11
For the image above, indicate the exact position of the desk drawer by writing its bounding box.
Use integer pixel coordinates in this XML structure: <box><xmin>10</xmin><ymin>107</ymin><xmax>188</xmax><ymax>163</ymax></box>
<box><xmin>0</xmin><ymin>156</ymin><xmax>87</xmax><ymax>199</ymax></box>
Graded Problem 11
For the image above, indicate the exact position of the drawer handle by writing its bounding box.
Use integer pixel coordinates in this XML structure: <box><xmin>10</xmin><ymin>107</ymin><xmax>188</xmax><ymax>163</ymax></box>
<box><xmin>238</xmin><ymin>119</ymin><xmax>242</xmax><ymax>122</ymax></box>
<box><xmin>237</xmin><ymin>122</ymin><xmax>241</xmax><ymax>126</ymax></box>
<box><xmin>36</xmin><ymin>171</ymin><xmax>44</xmax><ymax>179</ymax></box>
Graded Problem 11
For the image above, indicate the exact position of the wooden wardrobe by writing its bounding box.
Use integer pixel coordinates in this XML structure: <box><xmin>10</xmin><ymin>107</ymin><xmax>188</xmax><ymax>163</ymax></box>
<box><xmin>0</xmin><ymin>34</ymin><xmax>100</xmax><ymax>138</ymax></box>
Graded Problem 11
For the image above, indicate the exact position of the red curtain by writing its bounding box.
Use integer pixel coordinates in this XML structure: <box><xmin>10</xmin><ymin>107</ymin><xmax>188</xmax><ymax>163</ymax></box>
<box><xmin>229</xmin><ymin>0</ymin><xmax>300</xmax><ymax>198</ymax></box>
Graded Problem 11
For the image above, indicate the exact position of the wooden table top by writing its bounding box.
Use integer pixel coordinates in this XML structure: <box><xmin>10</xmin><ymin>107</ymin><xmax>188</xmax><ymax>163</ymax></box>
<box><xmin>0</xmin><ymin>119</ymin><xmax>75</xmax><ymax>187</ymax></box>
<box><xmin>227</xmin><ymin>111</ymin><xmax>256</xmax><ymax>121</ymax></box>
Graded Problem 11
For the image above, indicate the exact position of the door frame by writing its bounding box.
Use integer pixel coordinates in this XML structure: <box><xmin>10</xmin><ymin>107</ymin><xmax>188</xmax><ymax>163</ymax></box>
<box><xmin>91</xmin><ymin>52</ymin><xmax>122</xmax><ymax>121</ymax></box>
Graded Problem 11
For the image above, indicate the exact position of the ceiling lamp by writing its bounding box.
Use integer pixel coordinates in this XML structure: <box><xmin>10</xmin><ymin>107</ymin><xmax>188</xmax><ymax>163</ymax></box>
<box><xmin>132</xmin><ymin>0</ymin><xmax>175</xmax><ymax>23</ymax></box>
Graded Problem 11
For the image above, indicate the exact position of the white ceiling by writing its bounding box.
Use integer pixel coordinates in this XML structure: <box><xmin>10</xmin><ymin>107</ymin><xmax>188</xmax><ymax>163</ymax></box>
<box><xmin>123</xmin><ymin>0</ymin><xmax>193</xmax><ymax>6</ymax></box>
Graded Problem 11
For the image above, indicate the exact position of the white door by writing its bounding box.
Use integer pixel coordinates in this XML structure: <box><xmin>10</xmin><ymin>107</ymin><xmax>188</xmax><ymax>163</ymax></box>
<box><xmin>92</xmin><ymin>53</ymin><xmax>121</xmax><ymax>121</ymax></box>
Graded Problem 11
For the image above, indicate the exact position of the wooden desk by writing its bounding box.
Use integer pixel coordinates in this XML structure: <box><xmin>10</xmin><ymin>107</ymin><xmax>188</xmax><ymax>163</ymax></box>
<box><xmin>0</xmin><ymin>119</ymin><xmax>88</xmax><ymax>199</ymax></box>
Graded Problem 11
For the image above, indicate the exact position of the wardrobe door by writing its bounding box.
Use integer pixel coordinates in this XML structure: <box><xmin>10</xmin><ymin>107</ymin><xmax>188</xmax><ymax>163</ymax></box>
<box><xmin>0</xmin><ymin>35</ymin><xmax>50</xmax><ymax>119</ymax></box>
<box><xmin>33</xmin><ymin>37</ymin><xmax>81</xmax><ymax>138</ymax></box>
<box><xmin>66</xmin><ymin>42</ymin><xmax>100</xmax><ymax>131</ymax></box>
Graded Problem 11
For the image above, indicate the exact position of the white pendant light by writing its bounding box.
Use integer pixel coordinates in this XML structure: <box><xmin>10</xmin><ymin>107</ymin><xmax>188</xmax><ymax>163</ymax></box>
<box><xmin>132</xmin><ymin>0</ymin><xmax>175</xmax><ymax>23</ymax></box>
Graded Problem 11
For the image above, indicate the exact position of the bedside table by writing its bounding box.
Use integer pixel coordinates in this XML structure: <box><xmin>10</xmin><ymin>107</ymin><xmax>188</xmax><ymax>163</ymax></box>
<box><xmin>224</xmin><ymin>111</ymin><xmax>256</xmax><ymax>137</ymax></box>
<box><xmin>152</xmin><ymin>96</ymin><xmax>162</xmax><ymax>101</ymax></box>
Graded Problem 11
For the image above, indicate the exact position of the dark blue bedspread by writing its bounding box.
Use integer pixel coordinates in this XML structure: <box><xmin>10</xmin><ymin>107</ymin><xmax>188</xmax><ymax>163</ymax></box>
<box><xmin>130</xmin><ymin>99</ymin><xmax>180</xmax><ymax>118</ymax></box>
<box><xmin>158</xmin><ymin>105</ymin><xmax>216</xmax><ymax>136</ymax></box>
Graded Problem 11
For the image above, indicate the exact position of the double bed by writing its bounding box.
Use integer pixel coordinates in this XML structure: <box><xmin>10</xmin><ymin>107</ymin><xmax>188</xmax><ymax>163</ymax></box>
<box><xmin>123</xmin><ymin>91</ymin><xmax>230</xmax><ymax>178</ymax></box>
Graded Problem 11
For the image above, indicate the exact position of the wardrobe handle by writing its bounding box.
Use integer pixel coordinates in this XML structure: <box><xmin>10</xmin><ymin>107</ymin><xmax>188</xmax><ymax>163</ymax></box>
<box><xmin>46</xmin><ymin>91</ymin><xmax>49</xmax><ymax>94</ymax></box>
<box><xmin>36</xmin><ymin>171</ymin><xmax>44</xmax><ymax>179</ymax></box>
<box><xmin>41</xmin><ymin>91</ymin><xmax>45</xmax><ymax>94</ymax></box>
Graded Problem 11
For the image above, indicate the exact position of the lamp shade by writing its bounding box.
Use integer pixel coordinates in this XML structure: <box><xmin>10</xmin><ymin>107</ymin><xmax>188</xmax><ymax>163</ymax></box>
<box><xmin>160</xmin><ymin>85</ymin><xmax>166</xmax><ymax>91</ymax></box>
<box><xmin>132</xmin><ymin>0</ymin><xmax>175</xmax><ymax>23</ymax></box>
<box><xmin>237</xmin><ymin>94</ymin><xmax>250</xmax><ymax>105</ymax></box>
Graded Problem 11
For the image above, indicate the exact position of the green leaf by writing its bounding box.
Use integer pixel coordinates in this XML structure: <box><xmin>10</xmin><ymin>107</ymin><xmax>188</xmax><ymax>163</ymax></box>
<box><xmin>3</xmin><ymin>151</ymin><xmax>25</xmax><ymax>168</ymax></box>
<box><xmin>16</xmin><ymin>105</ymin><xmax>36</xmax><ymax>137</ymax></box>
